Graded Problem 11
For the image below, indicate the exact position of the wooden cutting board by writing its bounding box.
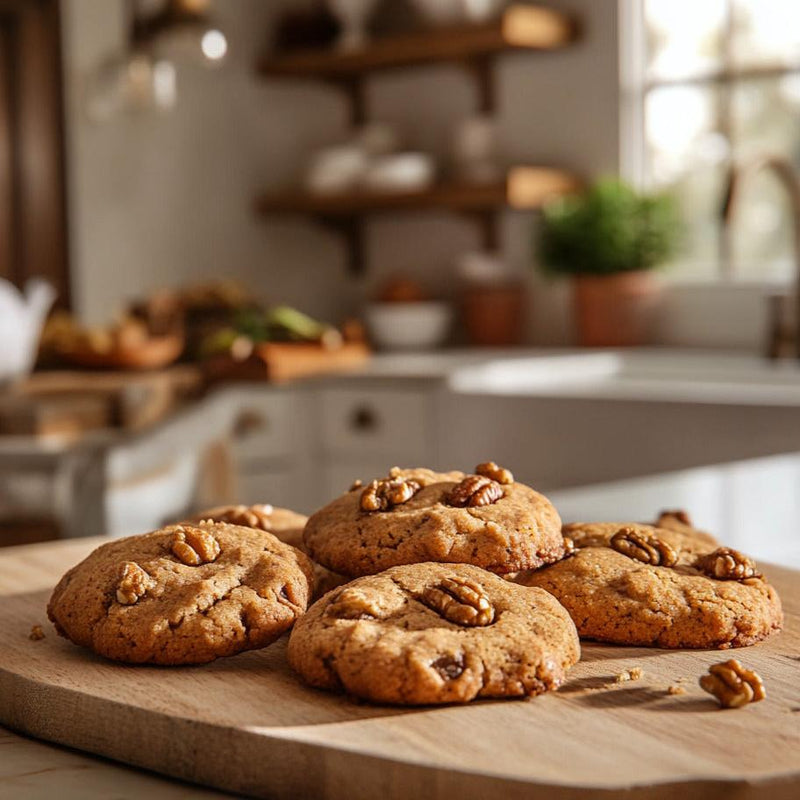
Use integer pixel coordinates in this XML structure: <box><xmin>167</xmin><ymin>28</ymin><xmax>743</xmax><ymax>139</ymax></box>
<box><xmin>2</xmin><ymin>366</ymin><xmax>203</xmax><ymax>435</ymax></box>
<box><xmin>203</xmin><ymin>342</ymin><xmax>370</xmax><ymax>385</ymax></box>
<box><xmin>0</xmin><ymin>538</ymin><xmax>799</xmax><ymax>800</ymax></box>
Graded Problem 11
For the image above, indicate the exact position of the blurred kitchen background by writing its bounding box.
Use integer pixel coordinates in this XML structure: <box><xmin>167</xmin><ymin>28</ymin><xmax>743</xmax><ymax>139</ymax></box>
<box><xmin>2</xmin><ymin>0</ymin><xmax>800</xmax><ymax>566</ymax></box>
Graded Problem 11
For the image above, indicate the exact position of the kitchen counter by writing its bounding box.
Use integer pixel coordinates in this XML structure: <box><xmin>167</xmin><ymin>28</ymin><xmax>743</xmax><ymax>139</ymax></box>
<box><xmin>6</xmin><ymin>346</ymin><xmax>800</xmax><ymax>541</ymax></box>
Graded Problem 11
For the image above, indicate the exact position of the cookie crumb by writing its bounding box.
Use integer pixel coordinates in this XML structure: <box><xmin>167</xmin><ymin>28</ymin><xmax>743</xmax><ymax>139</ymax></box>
<box><xmin>29</xmin><ymin>624</ymin><xmax>45</xmax><ymax>641</ymax></box>
<box><xmin>615</xmin><ymin>667</ymin><xmax>643</xmax><ymax>684</ymax></box>
<box><xmin>667</xmin><ymin>685</ymin><xmax>687</xmax><ymax>695</ymax></box>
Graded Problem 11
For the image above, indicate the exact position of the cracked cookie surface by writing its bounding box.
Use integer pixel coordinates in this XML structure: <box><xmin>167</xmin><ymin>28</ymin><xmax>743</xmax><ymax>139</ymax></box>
<box><xmin>287</xmin><ymin>562</ymin><xmax>580</xmax><ymax>705</ymax></box>
<box><xmin>185</xmin><ymin>504</ymin><xmax>345</xmax><ymax>598</ymax></box>
<box><xmin>303</xmin><ymin>467</ymin><xmax>564</xmax><ymax>577</ymax></box>
<box><xmin>47</xmin><ymin>521</ymin><xmax>315</xmax><ymax>664</ymax></box>
<box><xmin>516</xmin><ymin>522</ymin><xmax>782</xmax><ymax>649</ymax></box>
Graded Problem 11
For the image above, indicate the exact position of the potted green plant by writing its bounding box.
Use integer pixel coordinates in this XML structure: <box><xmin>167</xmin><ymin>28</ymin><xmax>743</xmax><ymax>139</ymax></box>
<box><xmin>537</xmin><ymin>177</ymin><xmax>679</xmax><ymax>347</ymax></box>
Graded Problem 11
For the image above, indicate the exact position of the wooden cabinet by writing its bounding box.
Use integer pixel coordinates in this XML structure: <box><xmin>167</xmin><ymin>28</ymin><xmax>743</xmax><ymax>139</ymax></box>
<box><xmin>318</xmin><ymin>387</ymin><xmax>433</xmax><ymax>459</ymax></box>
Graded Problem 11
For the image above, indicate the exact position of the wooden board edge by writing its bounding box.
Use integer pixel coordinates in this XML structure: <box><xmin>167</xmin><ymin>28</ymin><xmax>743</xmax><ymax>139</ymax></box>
<box><xmin>2</xmin><ymin>666</ymin><xmax>799</xmax><ymax>800</ymax></box>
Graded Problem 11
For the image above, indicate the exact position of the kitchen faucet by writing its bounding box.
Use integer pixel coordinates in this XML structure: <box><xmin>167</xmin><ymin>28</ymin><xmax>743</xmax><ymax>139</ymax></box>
<box><xmin>720</xmin><ymin>155</ymin><xmax>800</xmax><ymax>359</ymax></box>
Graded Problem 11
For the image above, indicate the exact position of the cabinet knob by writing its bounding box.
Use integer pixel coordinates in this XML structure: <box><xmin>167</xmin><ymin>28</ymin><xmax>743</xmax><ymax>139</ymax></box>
<box><xmin>234</xmin><ymin>409</ymin><xmax>268</xmax><ymax>439</ymax></box>
<box><xmin>350</xmin><ymin>405</ymin><xmax>378</xmax><ymax>432</ymax></box>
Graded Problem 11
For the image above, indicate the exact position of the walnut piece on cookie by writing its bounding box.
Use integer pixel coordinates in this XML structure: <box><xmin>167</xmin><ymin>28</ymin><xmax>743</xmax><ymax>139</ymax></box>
<box><xmin>475</xmin><ymin>461</ymin><xmax>514</xmax><ymax>485</ymax></box>
<box><xmin>170</xmin><ymin>525</ymin><xmax>220</xmax><ymax>566</ymax></box>
<box><xmin>360</xmin><ymin>477</ymin><xmax>421</xmax><ymax>512</ymax></box>
<box><xmin>695</xmin><ymin>547</ymin><xmax>759</xmax><ymax>581</ymax></box>
<box><xmin>419</xmin><ymin>576</ymin><xmax>495</xmax><ymax>627</ymax></box>
<box><xmin>610</xmin><ymin>526</ymin><xmax>678</xmax><ymax>567</ymax></box>
<box><xmin>116</xmin><ymin>562</ymin><xmax>155</xmax><ymax>605</ymax></box>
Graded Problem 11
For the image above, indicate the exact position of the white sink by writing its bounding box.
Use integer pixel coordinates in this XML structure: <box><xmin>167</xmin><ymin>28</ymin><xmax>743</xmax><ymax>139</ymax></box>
<box><xmin>449</xmin><ymin>350</ymin><xmax>800</xmax><ymax>406</ymax></box>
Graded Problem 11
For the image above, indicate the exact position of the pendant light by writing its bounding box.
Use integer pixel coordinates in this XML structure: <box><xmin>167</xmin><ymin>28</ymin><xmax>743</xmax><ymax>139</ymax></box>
<box><xmin>84</xmin><ymin>0</ymin><xmax>226</xmax><ymax>122</ymax></box>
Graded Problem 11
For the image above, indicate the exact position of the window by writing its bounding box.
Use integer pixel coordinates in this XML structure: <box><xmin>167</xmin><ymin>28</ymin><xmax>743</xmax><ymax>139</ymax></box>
<box><xmin>625</xmin><ymin>0</ymin><xmax>800</xmax><ymax>282</ymax></box>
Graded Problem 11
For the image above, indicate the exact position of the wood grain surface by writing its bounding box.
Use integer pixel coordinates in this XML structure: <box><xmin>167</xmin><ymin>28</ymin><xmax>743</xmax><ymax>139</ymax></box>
<box><xmin>0</xmin><ymin>538</ymin><xmax>799</xmax><ymax>800</ymax></box>
<box><xmin>0</xmin><ymin>539</ymin><xmax>234</xmax><ymax>799</ymax></box>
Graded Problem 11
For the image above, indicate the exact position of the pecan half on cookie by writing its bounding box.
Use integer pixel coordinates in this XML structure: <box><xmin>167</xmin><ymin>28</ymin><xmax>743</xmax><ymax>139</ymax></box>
<box><xmin>360</xmin><ymin>477</ymin><xmax>421</xmax><ymax>512</ymax></box>
<box><xmin>447</xmin><ymin>475</ymin><xmax>504</xmax><ymax>508</ymax></box>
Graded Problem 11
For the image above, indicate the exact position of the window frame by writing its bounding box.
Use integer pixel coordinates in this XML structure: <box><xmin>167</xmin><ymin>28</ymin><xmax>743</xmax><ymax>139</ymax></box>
<box><xmin>619</xmin><ymin>0</ymin><xmax>800</xmax><ymax>287</ymax></box>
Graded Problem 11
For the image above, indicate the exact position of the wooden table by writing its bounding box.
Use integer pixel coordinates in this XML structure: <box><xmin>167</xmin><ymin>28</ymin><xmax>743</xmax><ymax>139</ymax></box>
<box><xmin>0</xmin><ymin>538</ymin><xmax>233</xmax><ymax>799</ymax></box>
<box><xmin>1</xmin><ymin>537</ymin><xmax>798</xmax><ymax>799</ymax></box>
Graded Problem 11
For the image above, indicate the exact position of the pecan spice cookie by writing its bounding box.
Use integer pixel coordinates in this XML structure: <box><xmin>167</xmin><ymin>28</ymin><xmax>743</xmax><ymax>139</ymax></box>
<box><xmin>184</xmin><ymin>504</ymin><xmax>307</xmax><ymax>542</ymax></box>
<box><xmin>185</xmin><ymin>503</ymin><xmax>345</xmax><ymax>598</ymax></box>
<box><xmin>517</xmin><ymin>522</ymin><xmax>782</xmax><ymax>649</ymax></box>
<box><xmin>288</xmin><ymin>562</ymin><xmax>580</xmax><ymax>705</ymax></box>
<box><xmin>303</xmin><ymin>466</ymin><xmax>564</xmax><ymax>577</ymax></box>
<box><xmin>47</xmin><ymin>521</ymin><xmax>315</xmax><ymax>664</ymax></box>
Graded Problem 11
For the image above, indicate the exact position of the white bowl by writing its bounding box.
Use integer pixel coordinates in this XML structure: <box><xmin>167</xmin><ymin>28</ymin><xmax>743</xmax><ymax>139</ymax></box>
<box><xmin>462</xmin><ymin>0</ymin><xmax>507</xmax><ymax>23</ymax></box>
<box><xmin>362</xmin><ymin>152</ymin><xmax>436</xmax><ymax>193</ymax></box>
<box><xmin>366</xmin><ymin>302</ymin><xmax>452</xmax><ymax>351</ymax></box>
<box><xmin>304</xmin><ymin>144</ymin><xmax>369</xmax><ymax>194</ymax></box>
<box><xmin>409</xmin><ymin>0</ymin><xmax>464</xmax><ymax>27</ymax></box>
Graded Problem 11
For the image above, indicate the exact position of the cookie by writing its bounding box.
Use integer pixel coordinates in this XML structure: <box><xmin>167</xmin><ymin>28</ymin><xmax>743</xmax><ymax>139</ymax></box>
<box><xmin>186</xmin><ymin>504</ymin><xmax>345</xmax><ymax>598</ymax></box>
<box><xmin>651</xmin><ymin>509</ymin><xmax>719</xmax><ymax>548</ymax></box>
<box><xmin>185</xmin><ymin>504</ymin><xmax>307</xmax><ymax>544</ymax></box>
<box><xmin>303</xmin><ymin>465</ymin><xmax>564</xmax><ymax>577</ymax></box>
<box><xmin>287</xmin><ymin>562</ymin><xmax>580</xmax><ymax>705</ymax></box>
<box><xmin>47</xmin><ymin>520</ymin><xmax>315</xmax><ymax>664</ymax></box>
<box><xmin>518</xmin><ymin>522</ymin><xmax>783</xmax><ymax>649</ymax></box>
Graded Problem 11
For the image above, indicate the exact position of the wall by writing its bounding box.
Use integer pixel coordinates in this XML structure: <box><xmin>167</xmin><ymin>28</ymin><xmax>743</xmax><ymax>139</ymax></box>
<box><xmin>61</xmin><ymin>0</ymin><xmax>620</xmax><ymax>340</ymax></box>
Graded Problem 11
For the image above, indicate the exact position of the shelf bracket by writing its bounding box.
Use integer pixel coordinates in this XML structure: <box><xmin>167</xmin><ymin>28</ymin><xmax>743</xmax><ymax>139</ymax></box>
<box><xmin>463</xmin><ymin>56</ymin><xmax>495</xmax><ymax>115</ymax></box>
<box><xmin>328</xmin><ymin>77</ymin><xmax>367</xmax><ymax>126</ymax></box>
<box><xmin>460</xmin><ymin>209</ymin><xmax>499</xmax><ymax>251</ymax></box>
<box><xmin>315</xmin><ymin>215</ymin><xmax>365</xmax><ymax>275</ymax></box>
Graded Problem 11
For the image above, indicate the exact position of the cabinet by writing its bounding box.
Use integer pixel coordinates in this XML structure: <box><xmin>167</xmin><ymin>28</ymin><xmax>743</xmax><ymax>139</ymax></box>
<box><xmin>315</xmin><ymin>386</ymin><xmax>438</xmax><ymax>501</ymax></box>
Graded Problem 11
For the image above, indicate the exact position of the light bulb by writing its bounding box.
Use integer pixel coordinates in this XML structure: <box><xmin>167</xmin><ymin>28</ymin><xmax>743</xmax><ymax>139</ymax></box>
<box><xmin>201</xmin><ymin>29</ymin><xmax>227</xmax><ymax>61</ymax></box>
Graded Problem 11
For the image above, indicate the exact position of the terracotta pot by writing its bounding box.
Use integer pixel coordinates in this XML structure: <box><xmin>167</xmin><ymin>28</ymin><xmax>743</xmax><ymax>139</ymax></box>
<box><xmin>573</xmin><ymin>271</ymin><xmax>661</xmax><ymax>348</ymax></box>
<box><xmin>462</xmin><ymin>282</ymin><xmax>526</xmax><ymax>346</ymax></box>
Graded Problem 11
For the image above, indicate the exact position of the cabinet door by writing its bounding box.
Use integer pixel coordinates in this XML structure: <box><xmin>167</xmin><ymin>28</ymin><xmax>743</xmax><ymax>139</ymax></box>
<box><xmin>319</xmin><ymin>388</ymin><xmax>433</xmax><ymax>461</ymax></box>
<box><xmin>230</xmin><ymin>390</ymin><xmax>298</xmax><ymax>466</ymax></box>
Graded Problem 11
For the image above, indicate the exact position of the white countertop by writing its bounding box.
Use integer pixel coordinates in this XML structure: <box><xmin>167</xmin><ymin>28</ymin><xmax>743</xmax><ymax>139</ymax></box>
<box><xmin>5</xmin><ymin>346</ymin><xmax>800</xmax><ymax>463</ymax></box>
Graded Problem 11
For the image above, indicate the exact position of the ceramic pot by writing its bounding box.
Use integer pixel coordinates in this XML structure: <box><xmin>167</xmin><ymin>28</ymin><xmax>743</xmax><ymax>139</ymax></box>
<box><xmin>462</xmin><ymin>281</ymin><xmax>526</xmax><ymax>346</ymax></box>
<box><xmin>0</xmin><ymin>278</ymin><xmax>56</xmax><ymax>384</ymax></box>
<box><xmin>573</xmin><ymin>271</ymin><xmax>661</xmax><ymax>348</ymax></box>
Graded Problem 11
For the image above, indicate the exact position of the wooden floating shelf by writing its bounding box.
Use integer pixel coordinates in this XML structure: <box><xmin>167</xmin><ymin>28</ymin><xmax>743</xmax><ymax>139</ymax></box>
<box><xmin>258</xmin><ymin>4</ymin><xmax>577</xmax><ymax>80</ymax></box>
<box><xmin>255</xmin><ymin>5</ymin><xmax>580</xmax><ymax>272</ymax></box>
<box><xmin>255</xmin><ymin>167</ymin><xmax>580</xmax><ymax>218</ymax></box>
